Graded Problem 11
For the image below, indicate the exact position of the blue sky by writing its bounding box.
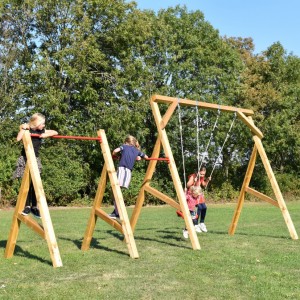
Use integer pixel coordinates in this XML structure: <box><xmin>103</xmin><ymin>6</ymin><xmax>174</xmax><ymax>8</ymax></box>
<box><xmin>129</xmin><ymin>0</ymin><xmax>300</xmax><ymax>57</ymax></box>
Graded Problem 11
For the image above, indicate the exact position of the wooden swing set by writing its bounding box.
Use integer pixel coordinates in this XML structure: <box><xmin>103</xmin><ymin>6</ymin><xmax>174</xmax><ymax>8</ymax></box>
<box><xmin>5</xmin><ymin>94</ymin><xmax>298</xmax><ymax>268</ymax></box>
<box><xmin>128</xmin><ymin>94</ymin><xmax>298</xmax><ymax>247</ymax></box>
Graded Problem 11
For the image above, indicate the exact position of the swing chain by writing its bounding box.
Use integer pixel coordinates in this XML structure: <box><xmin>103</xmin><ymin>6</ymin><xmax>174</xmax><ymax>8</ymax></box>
<box><xmin>209</xmin><ymin>111</ymin><xmax>237</xmax><ymax>179</ymax></box>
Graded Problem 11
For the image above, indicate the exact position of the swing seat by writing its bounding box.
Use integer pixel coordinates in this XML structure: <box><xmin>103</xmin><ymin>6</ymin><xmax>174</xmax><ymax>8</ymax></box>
<box><xmin>176</xmin><ymin>210</ymin><xmax>198</xmax><ymax>220</ymax></box>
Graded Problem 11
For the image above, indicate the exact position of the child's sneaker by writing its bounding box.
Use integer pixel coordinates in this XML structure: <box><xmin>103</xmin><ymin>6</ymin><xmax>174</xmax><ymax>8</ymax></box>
<box><xmin>21</xmin><ymin>206</ymin><xmax>31</xmax><ymax>216</ymax></box>
<box><xmin>108</xmin><ymin>212</ymin><xmax>120</xmax><ymax>219</ymax></box>
<box><xmin>195</xmin><ymin>224</ymin><xmax>202</xmax><ymax>233</ymax></box>
<box><xmin>182</xmin><ymin>229</ymin><xmax>189</xmax><ymax>239</ymax></box>
<box><xmin>200</xmin><ymin>223</ymin><xmax>207</xmax><ymax>232</ymax></box>
<box><xmin>31</xmin><ymin>207</ymin><xmax>41</xmax><ymax>219</ymax></box>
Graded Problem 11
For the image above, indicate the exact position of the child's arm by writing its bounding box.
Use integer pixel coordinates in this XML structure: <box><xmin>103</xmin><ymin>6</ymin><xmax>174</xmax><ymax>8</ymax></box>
<box><xmin>40</xmin><ymin>129</ymin><xmax>58</xmax><ymax>138</ymax></box>
<box><xmin>16</xmin><ymin>124</ymin><xmax>29</xmax><ymax>141</ymax></box>
<box><xmin>186</xmin><ymin>174</ymin><xmax>195</xmax><ymax>189</ymax></box>
<box><xmin>201</xmin><ymin>176</ymin><xmax>211</xmax><ymax>187</ymax></box>
<box><xmin>112</xmin><ymin>147</ymin><xmax>121</xmax><ymax>156</ymax></box>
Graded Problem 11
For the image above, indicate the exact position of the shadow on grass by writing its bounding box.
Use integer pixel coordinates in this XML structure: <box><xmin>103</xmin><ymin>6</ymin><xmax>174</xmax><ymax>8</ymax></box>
<box><xmin>59</xmin><ymin>236</ymin><xmax>129</xmax><ymax>257</ymax></box>
<box><xmin>0</xmin><ymin>239</ymin><xmax>53</xmax><ymax>266</ymax></box>
<box><xmin>133</xmin><ymin>228</ymin><xmax>192</xmax><ymax>249</ymax></box>
<box><xmin>208</xmin><ymin>229</ymin><xmax>289</xmax><ymax>240</ymax></box>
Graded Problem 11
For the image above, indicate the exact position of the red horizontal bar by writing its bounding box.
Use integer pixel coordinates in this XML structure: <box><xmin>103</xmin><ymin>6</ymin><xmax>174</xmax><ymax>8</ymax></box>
<box><xmin>31</xmin><ymin>134</ymin><xmax>102</xmax><ymax>141</ymax></box>
<box><xmin>112</xmin><ymin>155</ymin><xmax>169</xmax><ymax>163</ymax></box>
<box><xmin>145</xmin><ymin>157</ymin><xmax>170</xmax><ymax>163</ymax></box>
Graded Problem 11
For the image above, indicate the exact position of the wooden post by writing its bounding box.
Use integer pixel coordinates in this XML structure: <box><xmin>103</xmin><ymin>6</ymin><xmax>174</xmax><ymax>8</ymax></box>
<box><xmin>150</xmin><ymin>98</ymin><xmax>200</xmax><ymax>250</ymax></box>
<box><xmin>130</xmin><ymin>137</ymin><xmax>161</xmax><ymax>232</ymax></box>
<box><xmin>253</xmin><ymin>136</ymin><xmax>298</xmax><ymax>240</ymax></box>
<box><xmin>228</xmin><ymin>144</ymin><xmax>257</xmax><ymax>235</ymax></box>
<box><xmin>5</xmin><ymin>164</ymin><xmax>30</xmax><ymax>258</ymax></box>
<box><xmin>81</xmin><ymin>165</ymin><xmax>107</xmax><ymax>251</ymax></box>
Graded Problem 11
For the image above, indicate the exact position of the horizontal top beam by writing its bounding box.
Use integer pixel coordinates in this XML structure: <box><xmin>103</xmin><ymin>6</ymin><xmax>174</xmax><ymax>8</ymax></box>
<box><xmin>151</xmin><ymin>94</ymin><xmax>254</xmax><ymax>116</ymax></box>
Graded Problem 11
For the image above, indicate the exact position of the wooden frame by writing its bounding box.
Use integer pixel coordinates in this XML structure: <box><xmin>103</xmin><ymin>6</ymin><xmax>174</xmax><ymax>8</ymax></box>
<box><xmin>6</xmin><ymin>129</ymin><xmax>139</xmax><ymax>268</ymax></box>
<box><xmin>81</xmin><ymin>130</ymin><xmax>139</xmax><ymax>258</ymax></box>
<box><xmin>5</xmin><ymin>130</ymin><xmax>63</xmax><ymax>267</ymax></box>
<box><xmin>129</xmin><ymin>94</ymin><xmax>298</xmax><ymax>244</ymax></box>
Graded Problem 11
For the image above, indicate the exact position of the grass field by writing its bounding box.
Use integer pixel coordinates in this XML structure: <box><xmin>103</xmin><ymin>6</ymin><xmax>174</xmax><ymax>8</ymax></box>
<box><xmin>0</xmin><ymin>202</ymin><xmax>299</xmax><ymax>299</ymax></box>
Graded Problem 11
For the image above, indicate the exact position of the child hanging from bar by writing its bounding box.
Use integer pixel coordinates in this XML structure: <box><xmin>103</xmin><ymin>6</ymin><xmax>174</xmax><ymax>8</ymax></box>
<box><xmin>109</xmin><ymin>135</ymin><xmax>148</xmax><ymax>219</ymax></box>
<box><xmin>13</xmin><ymin>113</ymin><xmax>58</xmax><ymax>218</ymax></box>
<box><xmin>182</xmin><ymin>186</ymin><xmax>203</xmax><ymax>239</ymax></box>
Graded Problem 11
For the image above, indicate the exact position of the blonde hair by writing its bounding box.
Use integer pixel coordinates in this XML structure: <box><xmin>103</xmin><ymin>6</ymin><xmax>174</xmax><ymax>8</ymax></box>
<box><xmin>190</xmin><ymin>185</ymin><xmax>202</xmax><ymax>196</ymax></box>
<box><xmin>29</xmin><ymin>113</ymin><xmax>45</xmax><ymax>129</ymax></box>
<box><xmin>124</xmin><ymin>135</ymin><xmax>140</xmax><ymax>149</ymax></box>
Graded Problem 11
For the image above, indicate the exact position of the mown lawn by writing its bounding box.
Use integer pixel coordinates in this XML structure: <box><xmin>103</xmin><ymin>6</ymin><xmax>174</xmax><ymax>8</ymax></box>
<box><xmin>0</xmin><ymin>202</ymin><xmax>299</xmax><ymax>299</ymax></box>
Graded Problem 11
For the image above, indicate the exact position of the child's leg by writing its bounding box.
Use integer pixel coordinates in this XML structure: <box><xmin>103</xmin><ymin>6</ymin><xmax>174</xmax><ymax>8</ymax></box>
<box><xmin>197</xmin><ymin>203</ymin><xmax>207</xmax><ymax>223</ymax></box>
<box><xmin>26</xmin><ymin>182</ymin><xmax>36</xmax><ymax>207</ymax></box>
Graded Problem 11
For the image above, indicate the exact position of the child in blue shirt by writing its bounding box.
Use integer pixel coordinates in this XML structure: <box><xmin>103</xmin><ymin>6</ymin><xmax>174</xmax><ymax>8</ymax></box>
<box><xmin>109</xmin><ymin>135</ymin><xmax>148</xmax><ymax>218</ymax></box>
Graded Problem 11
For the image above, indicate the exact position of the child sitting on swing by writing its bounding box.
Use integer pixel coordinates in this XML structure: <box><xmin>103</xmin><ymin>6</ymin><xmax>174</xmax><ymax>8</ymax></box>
<box><xmin>182</xmin><ymin>186</ymin><xmax>203</xmax><ymax>239</ymax></box>
<box><xmin>186</xmin><ymin>166</ymin><xmax>211</xmax><ymax>233</ymax></box>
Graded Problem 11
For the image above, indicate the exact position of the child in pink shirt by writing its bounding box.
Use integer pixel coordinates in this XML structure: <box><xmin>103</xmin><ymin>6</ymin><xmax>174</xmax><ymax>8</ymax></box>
<box><xmin>182</xmin><ymin>186</ymin><xmax>203</xmax><ymax>239</ymax></box>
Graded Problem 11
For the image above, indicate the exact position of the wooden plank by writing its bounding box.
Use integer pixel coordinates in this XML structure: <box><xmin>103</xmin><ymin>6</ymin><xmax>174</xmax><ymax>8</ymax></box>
<box><xmin>99</xmin><ymin>129</ymin><xmax>139</xmax><ymax>258</ymax></box>
<box><xmin>151</xmin><ymin>100</ymin><xmax>200</xmax><ymax>250</ymax></box>
<box><xmin>160</xmin><ymin>101</ymin><xmax>178</xmax><ymax>129</ymax></box>
<box><xmin>152</xmin><ymin>94</ymin><xmax>254</xmax><ymax>116</ymax></box>
<box><xmin>253</xmin><ymin>136</ymin><xmax>298</xmax><ymax>240</ymax></box>
<box><xmin>18</xmin><ymin>214</ymin><xmax>46</xmax><ymax>238</ymax></box>
<box><xmin>228</xmin><ymin>144</ymin><xmax>257</xmax><ymax>236</ymax></box>
<box><xmin>81</xmin><ymin>162</ymin><xmax>107</xmax><ymax>251</ymax></box>
<box><xmin>5</xmin><ymin>164</ymin><xmax>30</xmax><ymax>258</ymax></box>
<box><xmin>23</xmin><ymin>131</ymin><xmax>63</xmax><ymax>267</ymax></box>
<box><xmin>130</xmin><ymin>137</ymin><xmax>161</xmax><ymax>232</ymax></box>
<box><xmin>95</xmin><ymin>208</ymin><xmax>123</xmax><ymax>233</ymax></box>
<box><xmin>245</xmin><ymin>187</ymin><xmax>279</xmax><ymax>207</ymax></box>
<box><xmin>144</xmin><ymin>185</ymin><xmax>181</xmax><ymax>210</ymax></box>
<box><xmin>237</xmin><ymin>112</ymin><xmax>264</xmax><ymax>139</ymax></box>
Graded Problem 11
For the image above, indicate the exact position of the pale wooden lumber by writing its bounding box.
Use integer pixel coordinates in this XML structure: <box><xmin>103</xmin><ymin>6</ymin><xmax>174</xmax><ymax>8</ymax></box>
<box><xmin>229</xmin><ymin>144</ymin><xmax>257</xmax><ymax>235</ymax></box>
<box><xmin>130</xmin><ymin>137</ymin><xmax>161</xmax><ymax>232</ymax></box>
<box><xmin>245</xmin><ymin>187</ymin><xmax>279</xmax><ymax>207</ymax></box>
<box><xmin>23</xmin><ymin>131</ymin><xmax>62</xmax><ymax>267</ymax></box>
<box><xmin>94</xmin><ymin>208</ymin><xmax>123</xmax><ymax>233</ymax></box>
<box><xmin>144</xmin><ymin>185</ymin><xmax>181</xmax><ymax>210</ymax></box>
<box><xmin>5</xmin><ymin>164</ymin><xmax>30</xmax><ymax>258</ymax></box>
<box><xmin>150</xmin><ymin>99</ymin><xmax>200</xmax><ymax>250</ymax></box>
<box><xmin>81</xmin><ymin>165</ymin><xmax>107</xmax><ymax>251</ymax></box>
<box><xmin>152</xmin><ymin>94</ymin><xmax>254</xmax><ymax>116</ymax></box>
<box><xmin>5</xmin><ymin>132</ymin><xmax>62</xmax><ymax>268</ymax></box>
<box><xmin>253</xmin><ymin>136</ymin><xmax>298</xmax><ymax>240</ymax></box>
<box><xmin>99</xmin><ymin>130</ymin><xmax>139</xmax><ymax>258</ymax></box>
<box><xmin>237</xmin><ymin>112</ymin><xmax>264</xmax><ymax>139</ymax></box>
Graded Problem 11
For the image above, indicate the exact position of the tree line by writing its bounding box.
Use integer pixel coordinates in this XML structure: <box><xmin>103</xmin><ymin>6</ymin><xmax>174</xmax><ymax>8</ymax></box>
<box><xmin>1</xmin><ymin>0</ymin><xmax>299</xmax><ymax>206</ymax></box>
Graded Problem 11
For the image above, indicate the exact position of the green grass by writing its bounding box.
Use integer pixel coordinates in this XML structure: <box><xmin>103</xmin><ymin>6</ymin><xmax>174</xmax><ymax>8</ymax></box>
<box><xmin>0</xmin><ymin>202</ymin><xmax>299</xmax><ymax>299</ymax></box>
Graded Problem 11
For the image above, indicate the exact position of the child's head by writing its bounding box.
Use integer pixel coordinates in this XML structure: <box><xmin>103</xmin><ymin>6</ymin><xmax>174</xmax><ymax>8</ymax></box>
<box><xmin>29</xmin><ymin>113</ymin><xmax>46</xmax><ymax>130</ymax></box>
<box><xmin>190</xmin><ymin>186</ymin><xmax>202</xmax><ymax>197</ymax></box>
<box><xmin>199</xmin><ymin>167</ymin><xmax>207</xmax><ymax>177</ymax></box>
<box><xmin>124</xmin><ymin>135</ymin><xmax>139</xmax><ymax>148</ymax></box>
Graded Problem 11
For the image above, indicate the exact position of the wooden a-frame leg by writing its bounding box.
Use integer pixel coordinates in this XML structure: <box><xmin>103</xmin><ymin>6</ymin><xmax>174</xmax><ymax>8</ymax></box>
<box><xmin>130</xmin><ymin>137</ymin><xmax>161</xmax><ymax>233</ymax></box>
<box><xmin>5</xmin><ymin>165</ymin><xmax>30</xmax><ymax>258</ymax></box>
<box><xmin>81</xmin><ymin>166</ymin><xmax>107</xmax><ymax>251</ymax></box>
<box><xmin>253</xmin><ymin>136</ymin><xmax>298</xmax><ymax>240</ymax></box>
<box><xmin>99</xmin><ymin>129</ymin><xmax>139</xmax><ymax>258</ymax></box>
<box><xmin>23</xmin><ymin>131</ymin><xmax>62</xmax><ymax>268</ymax></box>
<box><xmin>151</xmin><ymin>100</ymin><xmax>200</xmax><ymax>250</ymax></box>
<box><xmin>228</xmin><ymin>144</ymin><xmax>257</xmax><ymax>236</ymax></box>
